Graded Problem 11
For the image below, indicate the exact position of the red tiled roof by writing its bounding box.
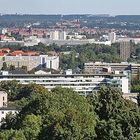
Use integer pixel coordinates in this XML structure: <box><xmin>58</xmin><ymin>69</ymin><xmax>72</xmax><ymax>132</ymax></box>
<box><xmin>10</xmin><ymin>50</ymin><xmax>38</xmax><ymax>56</ymax></box>
<box><xmin>0</xmin><ymin>53</ymin><xmax>8</xmax><ymax>56</ymax></box>
<box><xmin>0</xmin><ymin>48</ymin><xmax>10</xmax><ymax>51</ymax></box>
<box><xmin>23</xmin><ymin>52</ymin><xmax>37</xmax><ymax>55</ymax></box>
<box><xmin>11</xmin><ymin>50</ymin><xmax>25</xmax><ymax>55</ymax></box>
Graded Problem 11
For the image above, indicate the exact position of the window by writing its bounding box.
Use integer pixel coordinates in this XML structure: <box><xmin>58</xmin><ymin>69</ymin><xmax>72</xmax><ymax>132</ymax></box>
<box><xmin>3</xmin><ymin>97</ymin><xmax>4</xmax><ymax>101</ymax></box>
<box><xmin>2</xmin><ymin>111</ymin><xmax>4</xmax><ymax>114</ymax></box>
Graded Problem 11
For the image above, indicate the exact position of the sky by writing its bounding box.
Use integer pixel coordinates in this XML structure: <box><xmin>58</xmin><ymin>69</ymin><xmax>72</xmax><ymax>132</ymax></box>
<box><xmin>0</xmin><ymin>0</ymin><xmax>140</xmax><ymax>15</ymax></box>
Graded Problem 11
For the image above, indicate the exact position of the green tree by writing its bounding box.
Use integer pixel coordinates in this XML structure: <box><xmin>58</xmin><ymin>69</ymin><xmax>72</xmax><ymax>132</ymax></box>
<box><xmin>0</xmin><ymin>129</ymin><xmax>26</xmax><ymax>140</ymax></box>
<box><xmin>21</xmin><ymin>114</ymin><xmax>42</xmax><ymax>140</ymax></box>
<box><xmin>9</xmin><ymin>65</ymin><xmax>16</xmax><ymax>71</ymax></box>
<box><xmin>21</xmin><ymin>66</ymin><xmax>27</xmax><ymax>71</ymax></box>
<box><xmin>87</xmin><ymin>86</ymin><xmax>140</xmax><ymax>140</ymax></box>
<box><xmin>17</xmin><ymin>87</ymin><xmax>96</xmax><ymax>140</ymax></box>
<box><xmin>1</xmin><ymin>112</ymin><xmax>17</xmax><ymax>129</ymax></box>
<box><xmin>1</xmin><ymin>62</ymin><xmax>8</xmax><ymax>70</ymax></box>
<box><xmin>0</xmin><ymin>80</ymin><xmax>21</xmax><ymax>101</ymax></box>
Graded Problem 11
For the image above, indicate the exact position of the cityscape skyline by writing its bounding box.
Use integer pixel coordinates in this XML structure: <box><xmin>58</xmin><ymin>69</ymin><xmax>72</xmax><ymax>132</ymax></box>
<box><xmin>0</xmin><ymin>0</ymin><xmax>140</xmax><ymax>15</ymax></box>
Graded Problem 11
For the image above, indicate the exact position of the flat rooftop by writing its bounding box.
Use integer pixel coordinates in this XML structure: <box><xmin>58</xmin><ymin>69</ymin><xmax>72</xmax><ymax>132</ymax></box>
<box><xmin>0</xmin><ymin>73</ymin><xmax>126</xmax><ymax>78</ymax></box>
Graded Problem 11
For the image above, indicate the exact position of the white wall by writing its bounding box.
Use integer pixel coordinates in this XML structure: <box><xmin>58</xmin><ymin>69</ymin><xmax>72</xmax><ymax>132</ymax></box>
<box><xmin>121</xmin><ymin>77</ymin><xmax>129</xmax><ymax>93</ymax></box>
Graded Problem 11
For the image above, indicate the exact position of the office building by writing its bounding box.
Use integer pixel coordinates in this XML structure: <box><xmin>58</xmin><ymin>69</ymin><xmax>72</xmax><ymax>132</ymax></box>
<box><xmin>84</xmin><ymin>62</ymin><xmax>140</xmax><ymax>76</ymax></box>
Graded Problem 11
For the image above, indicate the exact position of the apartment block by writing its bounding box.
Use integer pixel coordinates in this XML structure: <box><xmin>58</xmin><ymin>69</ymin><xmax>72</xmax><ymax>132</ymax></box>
<box><xmin>0</xmin><ymin>73</ymin><xmax>130</xmax><ymax>95</ymax></box>
<box><xmin>120</xmin><ymin>41</ymin><xmax>131</xmax><ymax>61</ymax></box>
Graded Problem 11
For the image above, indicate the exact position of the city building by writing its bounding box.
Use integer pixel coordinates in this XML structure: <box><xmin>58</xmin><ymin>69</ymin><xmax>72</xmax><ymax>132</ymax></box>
<box><xmin>2</xmin><ymin>55</ymin><xmax>59</xmax><ymax>71</ymax></box>
<box><xmin>59</xmin><ymin>31</ymin><xmax>67</xmax><ymax>40</ymax></box>
<box><xmin>49</xmin><ymin>30</ymin><xmax>59</xmax><ymax>40</ymax></box>
<box><xmin>0</xmin><ymin>49</ymin><xmax>59</xmax><ymax>71</ymax></box>
<box><xmin>120</xmin><ymin>41</ymin><xmax>131</xmax><ymax>61</ymax></box>
<box><xmin>0</xmin><ymin>41</ymin><xmax>24</xmax><ymax>47</ymax></box>
<box><xmin>84</xmin><ymin>62</ymin><xmax>140</xmax><ymax>76</ymax></box>
<box><xmin>0</xmin><ymin>73</ymin><xmax>130</xmax><ymax>95</ymax></box>
<box><xmin>40</xmin><ymin>38</ymin><xmax>95</xmax><ymax>46</ymax></box>
<box><xmin>108</xmin><ymin>32</ymin><xmax>116</xmax><ymax>43</ymax></box>
<box><xmin>0</xmin><ymin>28</ymin><xmax>8</xmax><ymax>35</ymax></box>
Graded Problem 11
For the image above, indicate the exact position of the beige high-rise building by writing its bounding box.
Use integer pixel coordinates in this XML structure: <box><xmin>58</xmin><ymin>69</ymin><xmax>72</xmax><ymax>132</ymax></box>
<box><xmin>120</xmin><ymin>41</ymin><xmax>131</xmax><ymax>61</ymax></box>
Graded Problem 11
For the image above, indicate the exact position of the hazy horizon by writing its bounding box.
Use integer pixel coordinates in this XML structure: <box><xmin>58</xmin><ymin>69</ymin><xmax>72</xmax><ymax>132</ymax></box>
<box><xmin>0</xmin><ymin>0</ymin><xmax>140</xmax><ymax>15</ymax></box>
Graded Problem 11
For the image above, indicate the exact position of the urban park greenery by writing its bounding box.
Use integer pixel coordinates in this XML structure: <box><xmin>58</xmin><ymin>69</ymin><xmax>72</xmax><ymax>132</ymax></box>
<box><xmin>0</xmin><ymin>82</ymin><xmax>140</xmax><ymax>139</ymax></box>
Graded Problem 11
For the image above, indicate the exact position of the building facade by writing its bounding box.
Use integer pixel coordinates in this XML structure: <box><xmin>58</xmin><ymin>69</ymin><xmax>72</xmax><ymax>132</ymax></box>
<box><xmin>0</xmin><ymin>73</ymin><xmax>129</xmax><ymax>95</ymax></box>
<box><xmin>84</xmin><ymin>62</ymin><xmax>140</xmax><ymax>76</ymax></box>
<box><xmin>120</xmin><ymin>41</ymin><xmax>131</xmax><ymax>61</ymax></box>
<box><xmin>108</xmin><ymin>32</ymin><xmax>116</xmax><ymax>43</ymax></box>
<box><xmin>0</xmin><ymin>54</ymin><xmax>59</xmax><ymax>71</ymax></box>
<box><xmin>0</xmin><ymin>91</ymin><xmax>7</xmax><ymax>108</ymax></box>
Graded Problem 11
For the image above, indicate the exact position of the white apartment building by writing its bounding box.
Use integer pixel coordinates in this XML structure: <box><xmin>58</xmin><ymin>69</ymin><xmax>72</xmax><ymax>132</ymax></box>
<box><xmin>50</xmin><ymin>30</ymin><xmax>59</xmax><ymax>40</ymax></box>
<box><xmin>0</xmin><ymin>73</ymin><xmax>130</xmax><ymax>95</ymax></box>
<box><xmin>49</xmin><ymin>30</ymin><xmax>67</xmax><ymax>40</ymax></box>
<box><xmin>108</xmin><ymin>32</ymin><xmax>116</xmax><ymax>43</ymax></box>
<box><xmin>59</xmin><ymin>31</ymin><xmax>67</xmax><ymax>40</ymax></box>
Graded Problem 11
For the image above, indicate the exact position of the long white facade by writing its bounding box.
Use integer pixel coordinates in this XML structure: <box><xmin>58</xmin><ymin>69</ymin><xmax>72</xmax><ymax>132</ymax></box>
<box><xmin>0</xmin><ymin>73</ymin><xmax>129</xmax><ymax>95</ymax></box>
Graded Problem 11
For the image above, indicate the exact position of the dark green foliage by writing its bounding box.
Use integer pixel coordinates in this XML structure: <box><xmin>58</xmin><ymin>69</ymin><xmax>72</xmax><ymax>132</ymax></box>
<box><xmin>1</xmin><ymin>62</ymin><xmax>8</xmax><ymax>70</ymax></box>
<box><xmin>87</xmin><ymin>86</ymin><xmax>140</xmax><ymax>140</ymax></box>
<box><xmin>1</xmin><ymin>112</ymin><xmax>17</xmax><ymax>130</ymax></box>
<box><xmin>1</xmin><ymin>84</ymin><xmax>140</xmax><ymax>140</ymax></box>
<box><xmin>0</xmin><ymin>86</ymin><xmax>96</xmax><ymax>140</ymax></box>
<box><xmin>0</xmin><ymin>43</ymin><xmax>121</xmax><ymax>71</ymax></box>
<box><xmin>0</xmin><ymin>81</ymin><xmax>21</xmax><ymax>101</ymax></box>
<box><xmin>60</xmin><ymin>44</ymin><xmax>121</xmax><ymax>70</ymax></box>
<box><xmin>0</xmin><ymin>129</ymin><xmax>26</xmax><ymax>140</ymax></box>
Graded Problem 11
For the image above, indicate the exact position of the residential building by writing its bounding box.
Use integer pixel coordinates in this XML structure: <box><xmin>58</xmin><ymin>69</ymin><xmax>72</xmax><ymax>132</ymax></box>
<box><xmin>120</xmin><ymin>41</ymin><xmax>131</xmax><ymax>61</ymax></box>
<box><xmin>59</xmin><ymin>31</ymin><xmax>67</xmax><ymax>40</ymax></box>
<box><xmin>0</xmin><ymin>73</ymin><xmax>130</xmax><ymax>95</ymax></box>
<box><xmin>50</xmin><ymin>30</ymin><xmax>59</xmax><ymax>40</ymax></box>
<box><xmin>108</xmin><ymin>32</ymin><xmax>116</xmax><ymax>43</ymax></box>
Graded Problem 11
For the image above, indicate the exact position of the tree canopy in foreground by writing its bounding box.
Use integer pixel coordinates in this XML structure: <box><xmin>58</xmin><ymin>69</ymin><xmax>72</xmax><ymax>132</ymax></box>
<box><xmin>0</xmin><ymin>83</ymin><xmax>140</xmax><ymax>140</ymax></box>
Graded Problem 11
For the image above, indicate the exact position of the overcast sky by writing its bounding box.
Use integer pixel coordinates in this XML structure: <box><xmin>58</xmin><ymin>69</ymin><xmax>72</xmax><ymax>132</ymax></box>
<box><xmin>0</xmin><ymin>0</ymin><xmax>140</xmax><ymax>15</ymax></box>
